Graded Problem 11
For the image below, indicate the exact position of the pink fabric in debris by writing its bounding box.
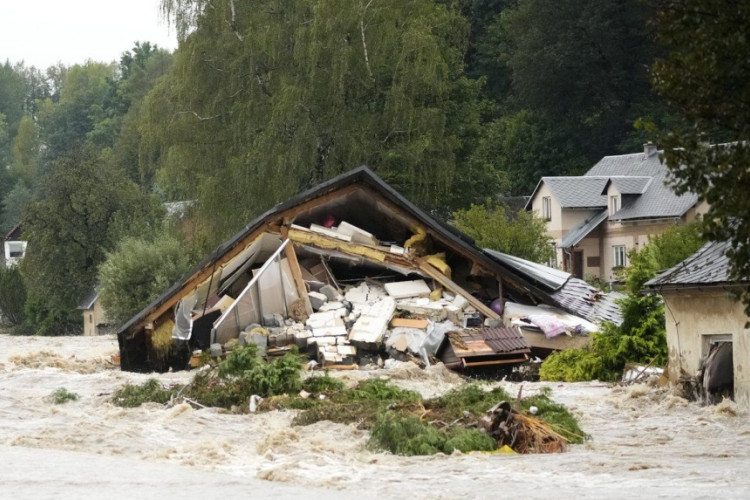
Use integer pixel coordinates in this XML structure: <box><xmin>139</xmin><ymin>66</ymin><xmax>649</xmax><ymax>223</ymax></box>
<box><xmin>528</xmin><ymin>314</ymin><xmax>568</xmax><ymax>339</ymax></box>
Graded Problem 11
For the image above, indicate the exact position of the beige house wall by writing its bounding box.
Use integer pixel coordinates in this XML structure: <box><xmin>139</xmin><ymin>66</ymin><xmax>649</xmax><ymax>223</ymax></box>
<box><xmin>530</xmin><ymin>183</ymin><xmax>562</xmax><ymax>239</ymax></box>
<box><xmin>83</xmin><ymin>299</ymin><xmax>110</xmax><ymax>336</ymax></box>
<box><xmin>577</xmin><ymin>234</ymin><xmax>603</xmax><ymax>280</ymax></box>
<box><xmin>662</xmin><ymin>289</ymin><xmax>750</xmax><ymax>408</ymax></box>
<box><xmin>685</xmin><ymin>200</ymin><xmax>710</xmax><ymax>222</ymax></box>
<box><xmin>532</xmin><ymin>182</ymin><xmax>605</xmax><ymax>270</ymax></box>
<box><xmin>532</xmin><ymin>181</ymin><xmax>706</xmax><ymax>279</ymax></box>
<box><xmin>601</xmin><ymin>220</ymin><xmax>682</xmax><ymax>281</ymax></box>
<box><xmin>561</xmin><ymin>209</ymin><xmax>597</xmax><ymax>233</ymax></box>
<box><xmin>606</xmin><ymin>184</ymin><xmax>621</xmax><ymax>216</ymax></box>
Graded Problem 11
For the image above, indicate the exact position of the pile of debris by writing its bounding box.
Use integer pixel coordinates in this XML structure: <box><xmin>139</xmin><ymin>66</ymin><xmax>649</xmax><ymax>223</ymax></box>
<box><xmin>199</xmin><ymin>273</ymin><xmax>531</xmax><ymax>371</ymax></box>
<box><xmin>479</xmin><ymin>401</ymin><xmax>568</xmax><ymax>453</ymax></box>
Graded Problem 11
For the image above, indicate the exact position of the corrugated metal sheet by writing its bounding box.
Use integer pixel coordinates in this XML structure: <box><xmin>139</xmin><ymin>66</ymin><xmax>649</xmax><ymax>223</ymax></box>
<box><xmin>483</xmin><ymin>249</ymin><xmax>569</xmax><ymax>292</ymax></box>
<box><xmin>481</xmin><ymin>327</ymin><xmax>530</xmax><ymax>353</ymax></box>
<box><xmin>483</xmin><ymin>250</ymin><xmax>623</xmax><ymax>325</ymax></box>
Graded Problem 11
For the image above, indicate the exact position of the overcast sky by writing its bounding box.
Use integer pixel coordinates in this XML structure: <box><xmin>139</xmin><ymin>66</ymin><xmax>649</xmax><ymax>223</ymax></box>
<box><xmin>1</xmin><ymin>0</ymin><xmax>178</xmax><ymax>69</ymax></box>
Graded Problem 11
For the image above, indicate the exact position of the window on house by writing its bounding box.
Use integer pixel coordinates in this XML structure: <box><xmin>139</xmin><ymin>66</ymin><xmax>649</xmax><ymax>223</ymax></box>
<box><xmin>547</xmin><ymin>243</ymin><xmax>557</xmax><ymax>268</ymax></box>
<box><xmin>542</xmin><ymin>196</ymin><xmax>552</xmax><ymax>221</ymax></box>
<box><xmin>613</xmin><ymin>245</ymin><xmax>626</xmax><ymax>268</ymax></box>
<box><xmin>609</xmin><ymin>195</ymin><xmax>620</xmax><ymax>215</ymax></box>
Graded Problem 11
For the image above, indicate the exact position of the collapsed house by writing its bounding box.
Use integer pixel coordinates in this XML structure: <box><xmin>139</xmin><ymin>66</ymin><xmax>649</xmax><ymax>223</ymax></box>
<box><xmin>646</xmin><ymin>241</ymin><xmax>749</xmax><ymax>407</ymax></box>
<box><xmin>117</xmin><ymin>167</ymin><xmax>621</xmax><ymax>373</ymax></box>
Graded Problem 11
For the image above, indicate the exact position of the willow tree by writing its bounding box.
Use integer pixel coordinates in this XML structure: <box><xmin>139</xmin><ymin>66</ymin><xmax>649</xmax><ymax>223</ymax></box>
<box><xmin>146</xmin><ymin>0</ymin><xmax>481</xmax><ymax>246</ymax></box>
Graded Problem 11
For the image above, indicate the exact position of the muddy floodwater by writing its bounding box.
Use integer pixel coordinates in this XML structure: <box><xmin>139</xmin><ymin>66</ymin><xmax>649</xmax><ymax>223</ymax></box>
<box><xmin>1</xmin><ymin>334</ymin><xmax>748</xmax><ymax>499</ymax></box>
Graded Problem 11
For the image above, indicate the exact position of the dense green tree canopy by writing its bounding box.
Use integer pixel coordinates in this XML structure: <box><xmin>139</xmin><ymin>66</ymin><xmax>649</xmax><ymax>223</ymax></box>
<box><xmin>453</xmin><ymin>201</ymin><xmax>553</xmax><ymax>263</ymax></box>
<box><xmin>98</xmin><ymin>235</ymin><xmax>194</xmax><ymax>327</ymax></box>
<box><xmin>21</xmin><ymin>147</ymin><xmax>162</xmax><ymax>313</ymax></box>
<box><xmin>479</xmin><ymin>0</ymin><xmax>668</xmax><ymax>194</ymax></box>
<box><xmin>651</xmin><ymin>0</ymin><xmax>750</xmax><ymax>308</ymax></box>
<box><xmin>149</xmin><ymin>0</ymin><xmax>485</xmax><ymax>247</ymax></box>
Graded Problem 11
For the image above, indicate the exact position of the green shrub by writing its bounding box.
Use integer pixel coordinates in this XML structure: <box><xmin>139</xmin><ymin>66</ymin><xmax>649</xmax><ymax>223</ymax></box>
<box><xmin>453</xmin><ymin>202</ymin><xmax>554</xmax><ymax>263</ymax></box>
<box><xmin>342</xmin><ymin>378</ymin><xmax>421</xmax><ymax>404</ymax></box>
<box><xmin>293</xmin><ymin>378</ymin><xmax>421</xmax><ymax>428</ymax></box>
<box><xmin>442</xmin><ymin>427</ymin><xmax>498</xmax><ymax>453</ymax></box>
<box><xmin>426</xmin><ymin>384</ymin><xmax>512</xmax><ymax>420</ymax></box>
<box><xmin>50</xmin><ymin>388</ymin><xmax>79</xmax><ymax>404</ymax></box>
<box><xmin>368</xmin><ymin>413</ymin><xmax>496</xmax><ymax>456</ymax></box>
<box><xmin>539</xmin><ymin>347</ymin><xmax>612</xmax><ymax>382</ymax></box>
<box><xmin>98</xmin><ymin>235</ymin><xmax>193</xmax><ymax>327</ymax></box>
<box><xmin>112</xmin><ymin>379</ymin><xmax>179</xmax><ymax>407</ymax></box>
<box><xmin>302</xmin><ymin>371</ymin><xmax>345</xmax><ymax>393</ymax></box>
<box><xmin>184</xmin><ymin>346</ymin><xmax>306</xmax><ymax>408</ymax></box>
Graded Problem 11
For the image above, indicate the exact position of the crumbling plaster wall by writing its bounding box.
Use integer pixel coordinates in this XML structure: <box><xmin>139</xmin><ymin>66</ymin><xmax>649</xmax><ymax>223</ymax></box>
<box><xmin>662</xmin><ymin>289</ymin><xmax>750</xmax><ymax>408</ymax></box>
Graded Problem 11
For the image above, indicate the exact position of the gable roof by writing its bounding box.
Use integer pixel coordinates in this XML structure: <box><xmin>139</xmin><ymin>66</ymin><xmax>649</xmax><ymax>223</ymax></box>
<box><xmin>119</xmin><ymin>167</ymin><xmax>565</xmax><ymax>338</ymax></box>
<box><xmin>77</xmin><ymin>289</ymin><xmax>100</xmax><ymax>310</ymax></box>
<box><xmin>602</xmin><ymin>176</ymin><xmax>652</xmax><ymax>195</ymax></box>
<box><xmin>526</xmin><ymin>177</ymin><xmax>609</xmax><ymax>209</ymax></box>
<box><xmin>4</xmin><ymin>223</ymin><xmax>23</xmax><ymax>241</ymax></box>
<box><xmin>586</xmin><ymin>151</ymin><xmax>699</xmax><ymax>221</ymax></box>
<box><xmin>646</xmin><ymin>241</ymin><xmax>744</xmax><ymax>290</ymax></box>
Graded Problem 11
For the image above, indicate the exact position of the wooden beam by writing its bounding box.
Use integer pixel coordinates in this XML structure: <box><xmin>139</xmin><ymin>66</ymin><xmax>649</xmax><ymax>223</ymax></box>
<box><xmin>461</xmin><ymin>355</ymin><xmax>529</xmax><ymax>368</ymax></box>
<box><xmin>280</xmin><ymin>228</ymin><xmax>314</xmax><ymax>316</ymax></box>
<box><xmin>273</xmin><ymin>183</ymin><xmax>361</xmax><ymax>222</ymax></box>
<box><xmin>414</xmin><ymin>257</ymin><xmax>500</xmax><ymax>320</ymax></box>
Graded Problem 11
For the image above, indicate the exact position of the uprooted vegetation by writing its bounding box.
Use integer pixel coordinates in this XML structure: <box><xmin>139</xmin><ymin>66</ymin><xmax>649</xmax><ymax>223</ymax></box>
<box><xmin>111</xmin><ymin>345</ymin><xmax>584</xmax><ymax>455</ymax></box>
<box><xmin>49</xmin><ymin>387</ymin><xmax>79</xmax><ymax>404</ymax></box>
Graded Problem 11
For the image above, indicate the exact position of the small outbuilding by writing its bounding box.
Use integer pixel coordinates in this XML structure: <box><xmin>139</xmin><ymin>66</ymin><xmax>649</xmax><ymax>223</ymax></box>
<box><xmin>646</xmin><ymin>241</ymin><xmax>749</xmax><ymax>407</ymax></box>
<box><xmin>77</xmin><ymin>290</ymin><xmax>113</xmax><ymax>336</ymax></box>
<box><xmin>3</xmin><ymin>223</ymin><xmax>27</xmax><ymax>268</ymax></box>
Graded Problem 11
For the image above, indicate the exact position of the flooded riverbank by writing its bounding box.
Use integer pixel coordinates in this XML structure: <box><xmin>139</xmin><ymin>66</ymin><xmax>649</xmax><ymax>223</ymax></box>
<box><xmin>1</xmin><ymin>334</ymin><xmax>748</xmax><ymax>499</ymax></box>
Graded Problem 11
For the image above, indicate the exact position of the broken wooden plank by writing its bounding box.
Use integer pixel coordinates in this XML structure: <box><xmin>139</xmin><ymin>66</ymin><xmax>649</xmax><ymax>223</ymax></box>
<box><xmin>280</xmin><ymin>237</ymin><xmax>313</xmax><ymax>316</ymax></box>
<box><xmin>390</xmin><ymin>317</ymin><xmax>429</xmax><ymax>329</ymax></box>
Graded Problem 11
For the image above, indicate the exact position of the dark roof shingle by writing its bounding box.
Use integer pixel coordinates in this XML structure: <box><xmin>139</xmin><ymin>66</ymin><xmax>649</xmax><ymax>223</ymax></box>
<box><xmin>646</xmin><ymin>241</ymin><xmax>742</xmax><ymax>289</ymax></box>
<box><xmin>586</xmin><ymin>152</ymin><xmax>698</xmax><ymax>220</ymax></box>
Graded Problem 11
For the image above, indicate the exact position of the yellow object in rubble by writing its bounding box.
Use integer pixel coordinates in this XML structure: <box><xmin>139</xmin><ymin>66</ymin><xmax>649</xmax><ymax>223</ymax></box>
<box><xmin>424</xmin><ymin>252</ymin><xmax>451</xmax><ymax>279</ymax></box>
<box><xmin>404</xmin><ymin>227</ymin><xmax>427</xmax><ymax>250</ymax></box>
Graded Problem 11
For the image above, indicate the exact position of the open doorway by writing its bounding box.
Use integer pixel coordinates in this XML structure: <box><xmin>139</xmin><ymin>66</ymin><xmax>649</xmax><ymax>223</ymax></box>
<box><xmin>701</xmin><ymin>336</ymin><xmax>734</xmax><ymax>405</ymax></box>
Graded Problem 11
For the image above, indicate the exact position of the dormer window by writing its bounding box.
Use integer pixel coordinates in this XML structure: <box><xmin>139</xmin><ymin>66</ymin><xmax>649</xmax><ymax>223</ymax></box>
<box><xmin>542</xmin><ymin>196</ymin><xmax>552</xmax><ymax>221</ymax></box>
<box><xmin>609</xmin><ymin>195</ymin><xmax>620</xmax><ymax>216</ymax></box>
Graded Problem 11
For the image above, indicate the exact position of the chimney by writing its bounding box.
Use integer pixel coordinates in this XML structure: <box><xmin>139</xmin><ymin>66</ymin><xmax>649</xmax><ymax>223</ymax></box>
<box><xmin>643</xmin><ymin>141</ymin><xmax>658</xmax><ymax>157</ymax></box>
